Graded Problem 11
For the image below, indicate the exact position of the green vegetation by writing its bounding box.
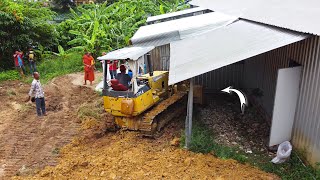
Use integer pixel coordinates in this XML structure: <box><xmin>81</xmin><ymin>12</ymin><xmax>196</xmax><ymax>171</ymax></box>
<box><xmin>0</xmin><ymin>0</ymin><xmax>188</xmax><ymax>79</ymax></box>
<box><xmin>36</xmin><ymin>52</ymin><xmax>83</xmax><ymax>83</ymax></box>
<box><xmin>181</xmin><ymin>121</ymin><xmax>320</xmax><ymax>179</ymax></box>
<box><xmin>77</xmin><ymin>99</ymin><xmax>105</xmax><ymax>121</ymax></box>
<box><xmin>0</xmin><ymin>0</ymin><xmax>58</xmax><ymax>70</ymax></box>
<box><xmin>180</xmin><ymin>121</ymin><xmax>247</xmax><ymax>163</ymax></box>
<box><xmin>158</xmin><ymin>0</ymin><xmax>189</xmax><ymax>14</ymax></box>
<box><xmin>52</xmin><ymin>147</ymin><xmax>60</xmax><ymax>155</ymax></box>
<box><xmin>0</xmin><ymin>52</ymin><xmax>82</xmax><ymax>84</ymax></box>
<box><xmin>59</xmin><ymin>0</ymin><xmax>184</xmax><ymax>56</ymax></box>
<box><xmin>0</xmin><ymin>70</ymin><xmax>20</xmax><ymax>82</ymax></box>
<box><xmin>251</xmin><ymin>152</ymin><xmax>320</xmax><ymax>179</ymax></box>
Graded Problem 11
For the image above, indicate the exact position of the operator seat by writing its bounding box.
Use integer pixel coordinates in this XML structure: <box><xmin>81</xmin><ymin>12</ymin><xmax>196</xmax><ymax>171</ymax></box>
<box><xmin>111</xmin><ymin>79</ymin><xmax>128</xmax><ymax>91</ymax></box>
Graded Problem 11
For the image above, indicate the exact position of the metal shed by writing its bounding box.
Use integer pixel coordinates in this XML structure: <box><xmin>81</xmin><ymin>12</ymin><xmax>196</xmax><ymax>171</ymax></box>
<box><xmin>131</xmin><ymin>12</ymin><xmax>237</xmax><ymax>71</ymax></box>
<box><xmin>134</xmin><ymin>8</ymin><xmax>311</xmax><ymax>146</ymax></box>
<box><xmin>190</xmin><ymin>0</ymin><xmax>320</xmax><ymax>166</ymax></box>
<box><xmin>146</xmin><ymin>7</ymin><xmax>211</xmax><ymax>25</ymax></box>
<box><xmin>131</xmin><ymin>12</ymin><xmax>237</xmax><ymax>47</ymax></box>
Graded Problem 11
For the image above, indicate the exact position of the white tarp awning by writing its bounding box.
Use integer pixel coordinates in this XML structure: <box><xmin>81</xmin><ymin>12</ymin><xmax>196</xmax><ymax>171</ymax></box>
<box><xmin>169</xmin><ymin>20</ymin><xmax>308</xmax><ymax>85</ymax></box>
<box><xmin>97</xmin><ymin>46</ymin><xmax>154</xmax><ymax>61</ymax></box>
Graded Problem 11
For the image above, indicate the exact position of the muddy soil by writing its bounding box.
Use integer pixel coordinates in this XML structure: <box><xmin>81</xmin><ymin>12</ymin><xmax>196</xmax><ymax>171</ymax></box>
<box><xmin>1</xmin><ymin>73</ymin><xmax>278</xmax><ymax>180</ymax></box>
<box><xmin>15</xmin><ymin>120</ymin><xmax>278</xmax><ymax>180</ymax></box>
<box><xmin>0</xmin><ymin>73</ymin><xmax>102</xmax><ymax>179</ymax></box>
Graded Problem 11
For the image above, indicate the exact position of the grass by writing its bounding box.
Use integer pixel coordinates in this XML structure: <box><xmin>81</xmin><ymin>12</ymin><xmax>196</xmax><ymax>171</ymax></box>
<box><xmin>180</xmin><ymin>120</ymin><xmax>320</xmax><ymax>179</ymax></box>
<box><xmin>77</xmin><ymin>99</ymin><xmax>104</xmax><ymax>120</ymax></box>
<box><xmin>180</xmin><ymin>121</ymin><xmax>247</xmax><ymax>163</ymax></box>
<box><xmin>0</xmin><ymin>52</ymin><xmax>83</xmax><ymax>84</ymax></box>
<box><xmin>33</xmin><ymin>53</ymin><xmax>83</xmax><ymax>84</ymax></box>
<box><xmin>52</xmin><ymin>147</ymin><xmax>60</xmax><ymax>155</ymax></box>
<box><xmin>249</xmin><ymin>152</ymin><xmax>320</xmax><ymax>179</ymax></box>
<box><xmin>6</xmin><ymin>89</ymin><xmax>17</xmax><ymax>96</ymax></box>
<box><xmin>0</xmin><ymin>70</ymin><xmax>20</xmax><ymax>82</ymax></box>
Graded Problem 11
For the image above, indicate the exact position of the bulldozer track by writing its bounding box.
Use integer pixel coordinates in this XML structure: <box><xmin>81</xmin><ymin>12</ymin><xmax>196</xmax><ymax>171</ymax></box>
<box><xmin>140</xmin><ymin>92</ymin><xmax>187</xmax><ymax>134</ymax></box>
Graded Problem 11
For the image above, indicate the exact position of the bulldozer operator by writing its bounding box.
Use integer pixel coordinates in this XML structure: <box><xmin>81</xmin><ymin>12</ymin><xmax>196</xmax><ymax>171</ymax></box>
<box><xmin>111</xmin><ymin>65</ymin><xmax>131</xmax><ymax>91</ymax></box>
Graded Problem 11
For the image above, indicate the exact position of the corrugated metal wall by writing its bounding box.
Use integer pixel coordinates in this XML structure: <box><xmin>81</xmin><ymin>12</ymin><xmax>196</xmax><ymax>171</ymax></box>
<box><xmin>194</xmin><ymin>36</ymin><xmax>320</xmax><ymax>165</ymax></box>
<box><xmin>194</xmin><ymin>61</ymin><xmax>244</xmax><ymax>91</ymax></box>
<box><xmin>150</xmin><ymin>36</ymin><xmax>320</xmax><ymax>164</ymax></box>
<box><xmin>241</xmin><ymin>36</ymin><xmax>320</xmax><ymax>165</ymax></box>
<box><xmin>243</xmin><ymin>48</ymin><xmax>290</xmax><ymax>117</ymax></box>
<box><xmin>289</xmin><ymin>37</ymin><xmax>320</xmax><ymax>166</ymax></box>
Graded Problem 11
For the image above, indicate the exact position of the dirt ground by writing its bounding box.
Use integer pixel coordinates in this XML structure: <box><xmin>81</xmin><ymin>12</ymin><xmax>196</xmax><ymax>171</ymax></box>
<box><xmin>0</xmin><ymin>73</ymin><xmax>278</xmax><ymax>180</ymax></box>
<box><xmin>198</xmin><ymin>93</ymin><xmax>270</xmax><ymax>152</ymax></box>
<box><xmin>14</xmin><ymin>122</ymin><xmax>278</xmax><ymax>180</ymax></box>
<box><xmin>198</xmin><ymin>94</ymin><xmax>271</xmax><ymax>154</ymax></box>
<box><xmin>0</xmin><ymin>72</ymin><xmax>102</xmax><ymax>179</ymax></box>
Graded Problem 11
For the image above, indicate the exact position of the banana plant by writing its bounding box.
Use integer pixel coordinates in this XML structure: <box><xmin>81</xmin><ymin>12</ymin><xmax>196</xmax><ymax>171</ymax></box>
<box><xmin>52</xmin><ymin>45</ymin><xmax>66</xmax><ymax>56</ymax></box>
<box><xmin>63</xmin><ymin>0</ymin><xmax>187</xmax><ymax>57</ymax></box>
<box><xmin>158</xmin><ymin>0</ymin><xmax>189</xmax><ymax>14</ymax></box>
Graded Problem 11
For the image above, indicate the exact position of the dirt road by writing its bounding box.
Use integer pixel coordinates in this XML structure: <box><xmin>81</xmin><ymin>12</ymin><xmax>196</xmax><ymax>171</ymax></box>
<box><xmin>0</xmin><ymin>73</ymin><xmax>278</xmax><ymax>179</ymax></box>
<box><xmin>0</xmin><ymin>73</ymin><xmax>102</xmax><ymax>179</ymax></box>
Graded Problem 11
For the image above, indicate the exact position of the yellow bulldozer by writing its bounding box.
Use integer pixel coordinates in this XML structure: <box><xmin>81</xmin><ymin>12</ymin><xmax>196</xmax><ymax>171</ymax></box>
<box><xmin>98</xmin><ymin>47</ymin><xmax>187</xmax><ymax>135</ymax></box>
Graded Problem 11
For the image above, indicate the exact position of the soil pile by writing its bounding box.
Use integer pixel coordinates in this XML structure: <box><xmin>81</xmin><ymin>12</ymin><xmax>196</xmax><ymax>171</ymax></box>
<box><xmin>15</xmin><ymin>121</ymin><xmax>278</xmax><ymax>180</ymax></box>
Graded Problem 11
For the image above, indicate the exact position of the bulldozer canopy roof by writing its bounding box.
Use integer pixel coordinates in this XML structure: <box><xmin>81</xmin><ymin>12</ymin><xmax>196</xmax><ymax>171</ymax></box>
<box><xmin>97</xmin><ymin>46</ymin><xmax>154</xmax><ymax>61</ymax></box>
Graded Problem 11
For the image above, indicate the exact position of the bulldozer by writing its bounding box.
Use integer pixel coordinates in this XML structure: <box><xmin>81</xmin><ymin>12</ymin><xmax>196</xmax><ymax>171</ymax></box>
<box><xmin>98</xmin><ymin>47</ymin><xmax>187</xmax><ymax>135</ymax></box>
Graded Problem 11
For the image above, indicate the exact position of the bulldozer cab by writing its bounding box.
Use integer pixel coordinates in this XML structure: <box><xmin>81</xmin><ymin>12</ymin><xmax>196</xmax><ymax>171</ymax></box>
<box><xmin>97</xmin><ymin>46</ymin><xmax>186</xmax><ymax>133</ymax></box>
<box><xmin>97</xmin><ymin>46</ymin><xmax>169</xmax><ymax>117</ymax></box>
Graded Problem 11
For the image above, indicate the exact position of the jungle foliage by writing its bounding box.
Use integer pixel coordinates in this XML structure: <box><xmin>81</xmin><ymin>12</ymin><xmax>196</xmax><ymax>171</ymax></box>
<box><xmin>58</xmin><ymin>0</ymin><xmax>188</xmax><ymax>57</ymax></box>
<box><xmin>0</xmin><ymin>0</ymin><xmax>188</xmax><ymax>71</ymax></box>
<box><xmin>0</xmin><ymin>0</ymin><xmax>58</xmax><ymax>70</ymax></box>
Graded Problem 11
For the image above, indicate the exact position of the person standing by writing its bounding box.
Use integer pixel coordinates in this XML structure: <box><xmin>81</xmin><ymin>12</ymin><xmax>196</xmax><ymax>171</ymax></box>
<box><xmin>109</xmin><ymin>60</ymin><xmax>118</xmax><ymax>79</ymax></box>
<box><xmin>13</xmin><ymin>50</ymin><xmax>26</xmax><ymax>77</ymax></box>
<box><xmin>26</xmin><ymin>72</ymin><xmax>47</xmax><ymax>117</ymax></box>
<box><xmin>83</xmin><ymin>52</ymin><xmax>95</xmax><ymax>85</ymax></box>
<box><xmin>27</xmin><ymin>47</ymin><xmax>37</xmax><ymax>74</ymax></box>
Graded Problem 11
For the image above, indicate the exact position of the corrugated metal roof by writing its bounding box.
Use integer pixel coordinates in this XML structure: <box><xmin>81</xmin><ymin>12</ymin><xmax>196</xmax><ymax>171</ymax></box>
<box><xmin>169</xmin><ymin>20</ymin><xmax>308</xmax><ymax>85</ymax></box>
<box><xmin>131</xmin><ymin>12</ymin><xmax>238</xmax><ymax>47</ymax></box>
<box><xmin>190</xmin><ymin>0</ymin><xmax>320</xmax><ymax>35</ymax></box>
<box><xmin>97</xmin><ymin>46</ymin><xmax>154</xmax><ymax>61</ymax></box>
<box><xmin>146</xmin><ymin>7</ymin><xmax>208</xmax><ymax>23</ymax></box>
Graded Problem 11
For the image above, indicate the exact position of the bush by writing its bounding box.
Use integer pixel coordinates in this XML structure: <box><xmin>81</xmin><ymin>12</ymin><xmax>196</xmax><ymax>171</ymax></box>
<box><xmin>0</xmin><ymin>52</ymin><xmax>83</xmax><ymax>83</ymax></box>
<box><xmin>0</xmin><ymin>70</ymin><xmax>20</xmax><ymax>82</ymax></box>
<box><xmin>0</xmin><ymin>0</ymin><xmax>59</xmax><ymax>70</ymax></box>
<box><xmin>36</xmin><ymin>52</ymin><xmax>83</xmax><ymax>83</ymax></box>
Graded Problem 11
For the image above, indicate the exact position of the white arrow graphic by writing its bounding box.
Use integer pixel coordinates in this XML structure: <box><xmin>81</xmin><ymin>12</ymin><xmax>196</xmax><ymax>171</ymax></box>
<box><xmin>222</xmin><ymin>86</ymin><xmax>248</xmax><ymax>114</ymax></box>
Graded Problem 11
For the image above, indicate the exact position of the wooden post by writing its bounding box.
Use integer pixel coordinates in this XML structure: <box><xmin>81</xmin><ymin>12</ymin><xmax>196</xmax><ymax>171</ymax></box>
<box><xmin>185</xmin><ymin>77</ymin><xmax>194</xmax><ymax>149</ymax></box>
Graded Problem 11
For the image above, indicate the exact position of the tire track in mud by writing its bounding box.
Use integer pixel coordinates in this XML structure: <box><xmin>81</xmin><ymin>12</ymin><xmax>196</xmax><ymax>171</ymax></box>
<box><xmin>0</xmin><ymin>75</ymin><xmax>99</xmax><ymax>179</ymax></box>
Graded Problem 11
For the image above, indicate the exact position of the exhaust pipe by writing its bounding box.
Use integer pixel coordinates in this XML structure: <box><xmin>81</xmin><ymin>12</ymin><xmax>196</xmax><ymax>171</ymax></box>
<box><xmin>147</xmin><ymin>53</ymin><xmax>153</xmax><ymax>76</ymax></box>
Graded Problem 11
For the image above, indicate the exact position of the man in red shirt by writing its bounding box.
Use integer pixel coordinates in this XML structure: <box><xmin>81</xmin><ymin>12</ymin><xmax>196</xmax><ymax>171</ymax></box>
<box><xmin>109</xmin><ymin>60</ymin><xmax>118</xmax><ymax>79</ymax></box>
<box><xmin>13</xmin><ymin>50</ymin><xmax>26</xmax><ymax>77</ymax></box>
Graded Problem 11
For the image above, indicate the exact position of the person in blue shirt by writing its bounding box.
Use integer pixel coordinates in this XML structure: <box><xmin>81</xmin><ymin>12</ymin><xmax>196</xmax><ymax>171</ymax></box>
<box><xmin>128</xmin><ymin>69</ymin><xmax>133</xmax><ymax>78</ymax></box>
